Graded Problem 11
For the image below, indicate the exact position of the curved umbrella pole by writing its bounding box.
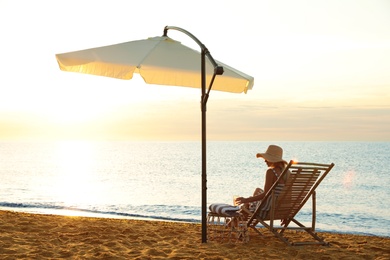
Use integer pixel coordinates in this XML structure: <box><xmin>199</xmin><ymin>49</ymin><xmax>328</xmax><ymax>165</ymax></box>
<box><xmin>163</xmin><ymin>26</ymin><xmax>224</xmax><ymax>243</ymax></box>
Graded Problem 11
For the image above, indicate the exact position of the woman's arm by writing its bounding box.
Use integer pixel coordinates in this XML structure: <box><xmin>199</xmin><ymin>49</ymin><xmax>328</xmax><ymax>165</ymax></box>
<box><xmin>236</xmin><ymin>169</ymin><xmax>275</xmax><ymax>204</ymax></box>
<box><xmin>262</xmin><ymin>168</ymin><xmax>276</xmax><ymax>195</ymax></box>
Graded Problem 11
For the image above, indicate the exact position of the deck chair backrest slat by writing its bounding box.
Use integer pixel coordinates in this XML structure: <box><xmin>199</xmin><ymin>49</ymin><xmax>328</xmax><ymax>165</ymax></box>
<box><xmin>284</xmin><ymin>163</ymin><xmax>333</xmax><ymax>221</ymax></box>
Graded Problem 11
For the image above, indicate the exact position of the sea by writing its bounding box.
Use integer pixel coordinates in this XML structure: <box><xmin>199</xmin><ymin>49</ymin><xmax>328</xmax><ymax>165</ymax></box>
<box><xmin>0</xmin><ymin>141</ymin><xmax>389</xmax><ymax>237</ymax></box>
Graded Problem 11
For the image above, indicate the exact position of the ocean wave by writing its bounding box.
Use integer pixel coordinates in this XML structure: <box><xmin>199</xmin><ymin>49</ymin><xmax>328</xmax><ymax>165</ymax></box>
<box><xmin>0</xmin><ymin>201</ymin><xmax>199</xmax><ymax>223</ymax></box>
<box><xmin>1</xmin><ymin>201</ymin><xmax>389</xmax><ymax>237</ymax></box>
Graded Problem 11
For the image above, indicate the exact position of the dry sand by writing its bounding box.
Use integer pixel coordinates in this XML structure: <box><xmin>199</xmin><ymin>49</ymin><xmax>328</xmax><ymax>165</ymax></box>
<box><xmin>0</xmin><ymin>210</ymin><xmax>389</xmax><ymax>259</ymax></box>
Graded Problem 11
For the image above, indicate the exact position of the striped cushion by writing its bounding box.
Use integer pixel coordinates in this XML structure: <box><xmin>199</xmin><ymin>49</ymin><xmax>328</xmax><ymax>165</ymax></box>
<box><xmin>209</xmin><ymin>203</ymin><xmax>240</xmax><ymax>216</ymax></box>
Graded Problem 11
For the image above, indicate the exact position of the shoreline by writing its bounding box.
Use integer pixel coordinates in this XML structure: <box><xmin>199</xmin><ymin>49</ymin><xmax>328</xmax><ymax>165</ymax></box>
<box><xmin>2</xmin><ymin>206</ymin><xmax>386</xmax><ymax>238</ymax></box>
<box><xmin>1</xmin><ymin>210</ymin><xmax>389</xmax><ymax>259</ymax></box>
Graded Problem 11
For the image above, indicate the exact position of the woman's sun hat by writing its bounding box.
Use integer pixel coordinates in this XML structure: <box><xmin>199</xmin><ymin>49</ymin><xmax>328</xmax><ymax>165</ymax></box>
<box><xmin>256</xmin><ymin>145</ymin><xmax>287</xmax><ymax>164</ymax></box>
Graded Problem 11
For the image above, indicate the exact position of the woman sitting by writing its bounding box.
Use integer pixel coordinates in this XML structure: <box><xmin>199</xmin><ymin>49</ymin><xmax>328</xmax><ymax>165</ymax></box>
<box><xmin>235</xmin><ymin>145</ymin><xmax>289</xmax><ymax>224</ymax></box>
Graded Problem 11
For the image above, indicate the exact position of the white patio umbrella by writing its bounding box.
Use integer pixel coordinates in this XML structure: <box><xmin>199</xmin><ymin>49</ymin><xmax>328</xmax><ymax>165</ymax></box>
<box><xmin>55</xmin><ymin>26</ymin><xmax>254</xmax><ymax>242</ymax></box>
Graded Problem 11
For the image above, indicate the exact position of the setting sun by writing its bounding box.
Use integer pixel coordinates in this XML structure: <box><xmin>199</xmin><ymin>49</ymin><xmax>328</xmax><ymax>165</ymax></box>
<box><xmin>0</xmin><ymin>0</ymin><xmax>389</xmax><ymax>142</ymax></box>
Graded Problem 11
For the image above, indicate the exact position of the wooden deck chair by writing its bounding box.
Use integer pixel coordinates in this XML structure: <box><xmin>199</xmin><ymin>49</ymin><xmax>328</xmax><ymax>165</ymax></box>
<box><xmin>246</xmin><ymin>161</ymin><xmax>334</xmax><ymax>246</ymax></box>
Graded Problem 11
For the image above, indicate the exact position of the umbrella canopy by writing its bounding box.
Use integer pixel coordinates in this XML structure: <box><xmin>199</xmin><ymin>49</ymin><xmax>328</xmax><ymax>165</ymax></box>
<box><xmin>55</xmin><ymin>26</ymin><xmax>254</xmax><ymax>243</ymax></box>
<box><xmin>56</xmin><ymin>36</ymin><xmax>254</xmax><ymax>93</ymax></box>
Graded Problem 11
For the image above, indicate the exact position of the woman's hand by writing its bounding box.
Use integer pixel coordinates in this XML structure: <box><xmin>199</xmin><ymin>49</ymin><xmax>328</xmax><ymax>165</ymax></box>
<box><xmin>235</xmin><ymin>197</ymin><xmax>246</xmax><ymax>205</ymax></box>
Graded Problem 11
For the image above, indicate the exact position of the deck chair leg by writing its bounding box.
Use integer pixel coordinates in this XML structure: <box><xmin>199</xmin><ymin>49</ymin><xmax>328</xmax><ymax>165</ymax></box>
<box><xmin>248</xmin><ymin>225</ymin><xmax>263</xmax><ymax>236</ymax></box>
<box><xmin>312</xmin><ymin>191</ymin><xmax>316</xmax><ymax>232</ymax></box>
<box><xmin>290</xmin><ymin>218</ymin><xmax>328</xmax><ymax>246</ymax></box>
<box><xmin>257</xmin><ymin>220</ymin><xmax>292</xmax><ymax>245</ymax></box>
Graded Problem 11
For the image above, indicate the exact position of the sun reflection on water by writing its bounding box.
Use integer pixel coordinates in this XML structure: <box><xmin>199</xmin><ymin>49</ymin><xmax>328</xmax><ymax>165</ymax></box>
<box><xmin>53</xmin><ymin>141</ymin><xmax>100</xmax><ymax>206</ymax></box>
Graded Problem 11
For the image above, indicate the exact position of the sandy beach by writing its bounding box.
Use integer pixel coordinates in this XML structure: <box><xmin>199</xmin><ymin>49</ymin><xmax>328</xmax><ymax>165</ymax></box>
<box><xmin>0</xmin><ymin>210</ymin><xmax>389</xmax><ymax>259</ymax></box>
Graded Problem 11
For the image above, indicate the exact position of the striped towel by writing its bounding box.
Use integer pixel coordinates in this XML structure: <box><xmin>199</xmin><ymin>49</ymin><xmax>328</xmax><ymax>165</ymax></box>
<box><xmin>209</xmin><ymin>203</ymin><xmax>240</xmax><ymax>216</ymax></box>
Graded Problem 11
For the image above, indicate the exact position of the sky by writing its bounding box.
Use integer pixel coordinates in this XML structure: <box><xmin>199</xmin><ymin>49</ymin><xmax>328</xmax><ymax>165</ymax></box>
<box><xmin>0</xmin><ymin>0</ymin><xmax>389</xmax><ymax>141</ymax></box>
